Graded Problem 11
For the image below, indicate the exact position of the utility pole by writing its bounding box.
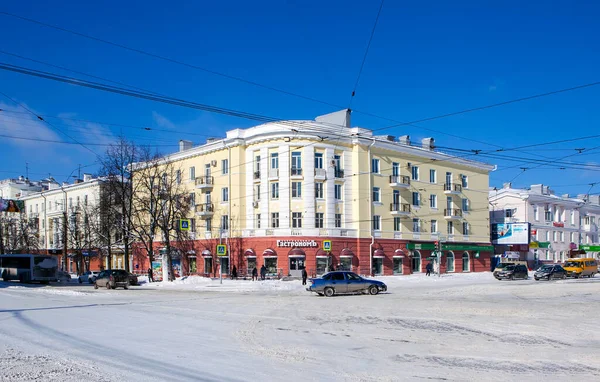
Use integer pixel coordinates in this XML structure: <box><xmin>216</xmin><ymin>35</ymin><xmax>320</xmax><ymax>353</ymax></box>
<box><xmin>63</xmin><ymin>210</ymin><xmax>68</xmax><ymax>273</ymax></box>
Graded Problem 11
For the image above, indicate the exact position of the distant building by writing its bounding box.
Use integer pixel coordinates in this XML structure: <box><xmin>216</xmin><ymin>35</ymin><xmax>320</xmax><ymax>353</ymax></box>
<box><xmin>0</xmin><ymin>176</ymin><xmax>58</xmax><ymax>199</ymax></box>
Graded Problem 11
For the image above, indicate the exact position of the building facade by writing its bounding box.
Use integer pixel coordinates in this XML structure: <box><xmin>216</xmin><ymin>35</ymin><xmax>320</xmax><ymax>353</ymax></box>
<box><xmin>132</xmin><ymin>110</ymin><xmax>495</xmax><ymax>277</ymax></box>
<box><xmin>489</xmin><ymin>183</ymin><xmax>600</xmax><ymax>263</ymax></box>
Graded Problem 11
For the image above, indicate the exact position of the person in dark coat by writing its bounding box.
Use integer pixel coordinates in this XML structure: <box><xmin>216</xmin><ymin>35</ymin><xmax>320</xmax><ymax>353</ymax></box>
<box><xmin>329</xmin><ymin>264</ymin><xmax>335</xmax><ymax>272</ymax></box>
<box><xmin>426</xmin><ymin>262</ymin><xmax>433</xmax><ymax>276</ymax></box>
<box><xmin>260</xmin><ymin>265</ymin><xmax>267</xmax><ymax>280</ymax></box>
<box><xmin>232</xmin><ymin>265</ymin><xmax>238</xmax><ymax>280</ymax></box>
<box><xmin>252</xmin><ymin>267</ymin><xmax>258</xmax><ymax>281</ymax></box>
<box><xmin>302</xmin><ymin>268</ymin><xmax>308</xmax><ymax>285</ymax></box>
<box><xmin>148</xmin><ymin>267</ymin><xmax>153</xmax><ymax>283</ymax></box>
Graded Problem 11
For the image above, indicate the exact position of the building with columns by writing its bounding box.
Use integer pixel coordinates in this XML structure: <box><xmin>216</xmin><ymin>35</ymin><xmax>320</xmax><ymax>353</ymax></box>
<box><xmin>133</xmin><ymin>110</ymin><xmax>495</xmax><ymax>277</ymax></box>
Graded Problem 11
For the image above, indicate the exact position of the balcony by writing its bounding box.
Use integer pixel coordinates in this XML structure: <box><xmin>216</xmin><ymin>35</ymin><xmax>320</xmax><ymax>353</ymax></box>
<box><xmin>335</xmin><ymin>169</ymin><xmax>344</xmax><ymax>179</ymax></box>
<box><xmin>390</xmin><ymin>203</ymin><xmax>411</xmax><ymax>216</ymax></box>
<box><xmin>444</xmin><ymin>183</ymin><xmax>462</xmax><ymax>195</ymax></box>
<box><xmin>444</xmin><ymin>208</ymin><xmax>463</xmax><ymax>220</ymax></box>
<box><xmin>253</xmin><ymin>171</ymin><xmax>261</xmax><ymax>182</ymax></box>
<box><xmin>291</xmin><ymin>168</ymin><xmax>303</xmax><ymax>177</ymax></box>
<box><xmin>389</xmin><ymin>175</ymin><xmax>410</xmax><ymax>188</ymax></box>
<box><xmin>269</xmin><ymin>169</ymin><xmax>279</xmax><ymax>179</ymax></box>
<box><xmin>195</xmin><ymin>203</ymin><xmax>214</xmax><ymax>218</ymax></box>
<box><xmin>314</xmin><ymin>168</ymin><xmax>326</xmax><ymax>179</ymax></box>
<box><xmin>195</xmin><ymin>176</ymin><xmax>214</xmax><ymax>190</ymax></box>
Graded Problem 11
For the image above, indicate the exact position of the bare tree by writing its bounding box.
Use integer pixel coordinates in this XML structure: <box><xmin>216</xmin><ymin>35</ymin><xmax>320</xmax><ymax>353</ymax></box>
<box><xmin>0</xmin><ymin>212</ymin><xmax>41</xmax><ymax>254</ymax></box>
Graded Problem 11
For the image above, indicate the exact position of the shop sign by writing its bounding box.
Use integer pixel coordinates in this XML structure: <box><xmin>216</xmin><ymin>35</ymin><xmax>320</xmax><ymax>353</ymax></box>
<box><xmin>579</xmin><ymin>244</ymin><xmax>600</xmax><ymax>251</ymax></box>
<box><xmin>407</xmin><ymin>243</ymin><xmax>436</xmax><ymax>250</ymax></box>
<box><xmin>277</xmin><ymin>240</ymin><xmax>318</xmax><ymax>248</ymax></box>
<box><xmin>443</xmin><ymin>244</ymin><xmax>494</xmax><ymax>252</ymax></box>
<box><xmin>553</xmin><ymin>222</ymin><xmax>565</xmax><ymax>228</ymax></box>
<box><xmin>530</xmin><ymin>241</ymin><xmax>551</xmax><ymax>249</ymax></box>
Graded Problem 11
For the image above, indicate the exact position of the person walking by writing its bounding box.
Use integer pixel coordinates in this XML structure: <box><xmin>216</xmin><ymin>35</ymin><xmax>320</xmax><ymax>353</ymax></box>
<box><xmin>252</xmin><ymin>266</ymin><xmax>258</xmax><ymax>281</ymax></box>
<box><xmin>426</xmin><ymin>262</ymin><xmax>433</xmax><ymax>276</ymax></box>
<box><xmin>260</xmin><ymin>264</ymin><xmax>267</xmax><ymax>280</ymax></box>
<box><xmin>147</xmin><ymin>267</ymin><xmax>153</xmax><ymax>283</ymax></box>
<box><xmin>302</xmin><ymin>268</ymin><xmax>308</xmax><ymax>285</ymax></box>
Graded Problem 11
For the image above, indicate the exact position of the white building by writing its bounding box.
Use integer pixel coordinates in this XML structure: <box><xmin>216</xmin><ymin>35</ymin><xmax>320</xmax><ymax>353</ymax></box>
<box><xmin>490</xmin><ymin>183</ymin><xmax>600</xmax><ymax>263</ymax></box>
<box><xmin>0</xmin><ymin>176</ymin><xmax>57</xmax><ymax>200</ymax></box>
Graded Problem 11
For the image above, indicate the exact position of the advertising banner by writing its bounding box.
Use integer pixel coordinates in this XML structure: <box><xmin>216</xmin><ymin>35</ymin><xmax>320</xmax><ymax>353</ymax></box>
<box><xmin>152</xmin><ymin>261</ymin><xmax>163</xmax><ymax>281</ymax></box>
<box><xmin>0</xmin><ymin>199</ymin><xmax>24</xmax><ymax>213</ymax></box>
<box><xmin>492</xmin><ymin>223</ymin><xmax>530</xmax><ymax>245</ymax></box>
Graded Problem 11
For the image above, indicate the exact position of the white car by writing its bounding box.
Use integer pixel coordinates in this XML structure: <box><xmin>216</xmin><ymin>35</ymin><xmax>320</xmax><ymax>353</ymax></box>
<box><xmin>78</xmin><ymin>271</ymin><xmax>100</xmax><ymax>284</ymax></box>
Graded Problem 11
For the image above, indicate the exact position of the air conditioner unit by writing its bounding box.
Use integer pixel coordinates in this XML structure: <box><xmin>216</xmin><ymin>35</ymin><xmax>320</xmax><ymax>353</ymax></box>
<box><xmin>253</xmin><ymin>201</ymin><xmax>259</xmax><ymax>208</ymax></box>
<box><xmin>210</xmin><ymin>160</ymin><xmax>217</xmax><ymax>167</ymax></box>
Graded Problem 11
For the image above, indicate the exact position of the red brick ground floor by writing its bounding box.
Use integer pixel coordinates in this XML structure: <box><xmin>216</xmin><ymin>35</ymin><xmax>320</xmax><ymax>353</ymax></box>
<box><xmin>130</xmin><ymin>237</ymin><xmax>492</xmax><ymax>278</ymax></box>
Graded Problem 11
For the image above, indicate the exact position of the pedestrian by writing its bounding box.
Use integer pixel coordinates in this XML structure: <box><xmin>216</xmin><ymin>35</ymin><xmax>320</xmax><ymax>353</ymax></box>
<box><xmin>302</xmin><ymin>268</ymin><xmax>308</xmax><ymax>285</ymax></box>
<box><xmin>147</xmin><ymin>267</ymin><xmax>153</xmax><ymax>283</ymax></box>
<box><xmin>260</xmin><ymin>264</ymin><xmax>267</xmax><ymax>280</ymax></box>
<box><xmin>426</xmin><ymin>262</ymin><xmax>433</xmax><ymax>276</ymax></box>
<box><xmin>329</xmin><ymin>263</ymin><xmax>335</xmax><ymax>272</ymax></box>
<box><xmin>232</xmin><ymin>265</ymin><xmax>238</xmax><ymax>280</ymax></box>
<box><xmin>252</xmin><ymin>266</ymin><xmax>258</xmax><ymax>281</ymax></box>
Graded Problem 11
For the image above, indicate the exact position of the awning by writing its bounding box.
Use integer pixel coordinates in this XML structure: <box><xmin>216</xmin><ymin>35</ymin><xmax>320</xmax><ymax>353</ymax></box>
<box><xmin>202</xmin><ymin>249</ymin><xmax>212</xmax><ymax>257</ymax></box>
<box><xmin>340</xmin><ymin>248</ymin><xmax>354</xmax><ymax>257</ymax></box>
<box><xmin>263</xmin><ymin>248</ymin><xmax>277</xmax><ymax>257</ymax></box>
<box><xmin>373</xmin><ymin>249</ymin><xmax>385</xmax><ymax>258</ymax></box>
<box><xmin>315</xmin><ymin>249</ymin><xmax>329</xmax><ymax>258</ymax></box>
<box><xmin>393</xmin><ymin>249</ymin><xmax>405</xmax><ymax>258</ymax></box>
<box><xmin>288</xmin><ymin>248</ymin><xmax>306</xmax><ymax>258</ymax></box>
<box><xmin>244</xmin><ymin>249</ymin><xmax>256</xmax><ymax>257</ymax></box>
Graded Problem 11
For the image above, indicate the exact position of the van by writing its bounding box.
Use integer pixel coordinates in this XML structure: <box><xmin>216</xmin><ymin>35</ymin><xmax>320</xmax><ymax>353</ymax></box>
<box><xmin>562</xmin><ymin>258</ymin><xmax>598</xmax><ymax>278</ymax></box>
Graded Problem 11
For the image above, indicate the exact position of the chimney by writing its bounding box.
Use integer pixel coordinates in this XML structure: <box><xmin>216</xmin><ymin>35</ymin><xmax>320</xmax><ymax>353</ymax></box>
<box><xmin>503</xmin><ymin>182</ymin><xmax>512</xmax><ymax>189</ymax></box>
<box><xmin>421</xmin><ymin>137</ymin><xmax>435</xmax><ymax>150</ymax></box>
<box><xmin>83</xmin><ymin>173</ymin><xmax>93</xmax><ymax>182</ymax></box>
<box><xmin>398</xmin><ymin>135</ymin><xmax>410</xmax><ymax>145</ymax></box>
<box><xmin>179</xmin><ymin>140</ymin><xmax>193</xmax><ymax>152</ymax></box>
<box><xmin>589</xmin><ymin>195</ymin><xmax>600</xmax><ymax>205</ymax></box>
<box><xmin>530</xmin><ymin>184</ymin><xmax>543</xmax><ymax>194</ymax></box>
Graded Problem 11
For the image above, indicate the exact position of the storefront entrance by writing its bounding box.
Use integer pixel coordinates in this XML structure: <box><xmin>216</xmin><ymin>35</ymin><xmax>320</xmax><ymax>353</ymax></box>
<box><xmin>372</xmin><ymin>257</ymin><xmax>383</xmax><ymax>275</ymax></box>
<box><xmin>411</xmin><ymin>251</ymin><xmax>421</xmax><ymax>272</ymax></box>
<box><xmin>289</xmin><ymin>257</ymin><xmax>305</xmax><ymax>277</ymax></box>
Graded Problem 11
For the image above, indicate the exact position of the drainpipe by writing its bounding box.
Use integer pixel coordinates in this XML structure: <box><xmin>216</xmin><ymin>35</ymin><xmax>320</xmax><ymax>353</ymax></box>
<box><xmin>368</xmin><ymin>138</ymin><xmax>376</xmax><ymax>276</ymax></box>
<box><xmin>40</xmin><ymin>191</ymin><xmax>47</xmax><ymax>255</ymax></box>
<box><xmin>227</xmin><ymin>142</ymin><xmax>231</xmax><ymax>275</ymax></box>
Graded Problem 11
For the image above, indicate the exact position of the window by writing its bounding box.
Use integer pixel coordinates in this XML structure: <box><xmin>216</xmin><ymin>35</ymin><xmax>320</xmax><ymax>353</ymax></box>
<box><xmin>335</xmin><ymin>213</ymin><xmax>342</xmax><ymax>228</ymax></box>
<box><xmin>533</xmin><ymin>205</ymin><xmax>539</xmax><ymax>221</ymax></box>
<box><xmin>292</xmin><ymin>182</ymin><xmax>302</xmax><ymax>198</ymax></box>
<box><xmin>373</xmin><ymin>187</ymin><xmax>381</xmax><ymax>203</ymax></box>
<box><xmin>570</xmin><ymin>232</ymin><xmax>574</xmax><ymax>243</ymax></box>
<box><xmin>371</xmin><ymin>158</ymin><xmax>380</xmax><ymax>174</ymax></box>
<box><xmin>411</xmin><ymin>166</ymin><xmax>419</xmax><ymax>180</ymax></box>
<box><xmin>393</xmin><ymin>257</ymin><xmax>403</xmax><ymax>275</ymax></box>
<box><xmin>560</xmin><ymin>232</ymin><xmax>564</xmax><ymax>242</ymax></box>
<box><xmin>271</xmin><ymin>182</ymin><xmax>279</xmax><ymax>199</ymax></box>
<box><xmin>570</xmin><ymin>211</ymin><xmax>575</xmax><ymax>225</ymax></box>
<box><xmin>256</xmin><ymin>214</ymin><xmax>261</xmax><ymax>229</ymax></box>
<box><xmin>189</xmin><ymin>166</ymin><xmax>195</xmax><ymax>180</ymax></box>
<box><xmin>315</xmin><ymin>153</ymin><xmax>323</xmax><ymax>169</ymax></box>
<box><xmin>462</xmin><ymin>222</ymin><xmax>469</xmax><ymax>236</ymax></box>
<box><xmin>271</xmin><ymin>212</ymin><xmax>279</xmax><ymax>228</ymax></box>
<box><xmin>412</xmin><ymin>192</ymin><xmax>420</xmax><ymax>207</ymax></box>
<box><xmin>315</xmin><ymin>183</ymin><xmax>324</xmax><ymax>199</ymax></box>
<box><xmin>254</xmin><ymin>185</ymin><xmax>260</xmax><ymax>200</ymax></box>
<box><xmin>394</xmin><ymin>217</ymin><xmax>401</xmax><ymax>231</ymax></box>
<box><xmin>189</xmin><ymin>193</ymin><xmax>195</xmax><ymax>206</ymax></box>
<box><xmin>372</xmin><ymin>215</ymin><xmax>381</xmax><ymax>231</ymax></box>
<box><xmin>461</xmin><ymin>174</ymin><xmax>468</xmax><ymax>188</ymax></box>
<box><xmin>255</xmin><ymin>155</ymin><xmax>261</xmax><ymax>173</ymax></box>
<box><xmin>271</xmin><ymin>153</ymin><xmax>279</xmax><ymax>169</ymax></box>
<box><xmin>553</xmin><ymin>231</ymin><xmax>557</xmax><ymax>242</ymax></box>
<box><xmin>412</xmin><ymin>218</ymin><xmax>420</xmax><ymax>232</ymax></box>
<box><xmin>190</xmin><ymin>218</ymin><xmax>196</xmax><ymax>233</ymax></box>
<box><xmin>315</xmin><ymin>213</ymin><xmax>324</xmax><ymax>228</ymax></box>
<box><xmin>292</xmin><ymin>212</ymin><xmax>302</xmax><ymax>228</ymax></box>
<box><xmin>462</xmin><ymin>198</ymin><xmax>469</xmax><ymax>212</ymax></box>
<box><xmin>431</xmin><ymin>220</ymin><xmax>438</xmax><ymax>233</ymax></box>
<box><xmin>221</xmin><ymin>215</ymin><xmax>229</xmax><ymax>231</ymax></box>
<box><xmin>430</xmin><ymin>169</ymin><xmax>436</xmax><ymax>183</ymax></box>
<box><xmin>222</xmin><ymin>159</ymin><xmax>228</xmax><ymax>175</ymax></box>
<box><xmin>430</xmin><ymin>194</ymin><xmax>437</xmax><ymax>208</ymax></box>
<box><xmin>222</xmin><ymin>187</ymin><xmax>229</xmax><ymax>202</ymax></box>
<box><xmin>176</xmin><ymin>170</ymin><xmax>181</xmax><ymax>184</ymax></box>
<box><xmin>447</xmin><ymin>221</ymin><xmax>454</xmax><ymax>235</ymax></box>
<box><xmin>505</xmin><ymin>209</ymin><xmax>513</xmax><ymax>218</ymax></box>
<box><xmin>545</xmin><ymin>231</ymin><xmax>550</xmax><ymax>241</ymax></box>
<box><xmin>291</xmin><ymin>152</ymin><xmax>302</xmax><ymax>175</ymax></box>
<box><xmin>392</xmin><ymin>162</ymin><xmax>399</xmax><ymax>176</ymax></box>
<box><xmin>69</xmin><ymin>198</ymin><xmax>73</xmax><ymax>207</ymax></box>
<box><xmin>334</xmin><ymin>184</ymin><xmax>342</xmax><ymax>200</ymax></box>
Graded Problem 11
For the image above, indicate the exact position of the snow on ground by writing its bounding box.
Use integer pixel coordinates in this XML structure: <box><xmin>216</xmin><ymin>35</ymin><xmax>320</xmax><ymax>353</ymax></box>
<box><xmin>1</xmin><ymin>272</ymin><xmax>600</xmax><ymax>381</ymax></box>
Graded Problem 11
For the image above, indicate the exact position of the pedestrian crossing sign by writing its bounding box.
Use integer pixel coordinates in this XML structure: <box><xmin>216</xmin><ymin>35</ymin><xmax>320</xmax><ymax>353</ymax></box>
<box><xmin>216</xmin><ymin>244</ymin><xmax>227</xmax><ymax>257</ymax></box>
<box><xmin>179</xmin><ymin>219</ymin><xmax>190</xmax><ymax>231</ymax></box>
<box><xmin>323</xmin><ymin>240</ymin><xmax>332</xmax><ymax>252</ymax></box>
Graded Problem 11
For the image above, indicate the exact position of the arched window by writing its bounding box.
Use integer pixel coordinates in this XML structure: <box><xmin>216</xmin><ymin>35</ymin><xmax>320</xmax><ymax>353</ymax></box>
<box><xmin>411</xmin><ymin>251</ymin><xmax>421</xmax><ymax>273</ymax></box>
<box><xmin>462</xmin><ymin>252</ymin><xmax>470</xmax><ymax>272</ymax></box>
<box><xmin>446</xmin><ymin>251</ymin><xmax>455</xmax><ymax>272</ymax></box>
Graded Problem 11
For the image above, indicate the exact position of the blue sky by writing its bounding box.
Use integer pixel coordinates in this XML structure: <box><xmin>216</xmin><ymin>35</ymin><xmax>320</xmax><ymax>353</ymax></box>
<box><xmin>0</xmin><ymin>0</ymin><xmax>599</xmax><ymax>194</ymax></box>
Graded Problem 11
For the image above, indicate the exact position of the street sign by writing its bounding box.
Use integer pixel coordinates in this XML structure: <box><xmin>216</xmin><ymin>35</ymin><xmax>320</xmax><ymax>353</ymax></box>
<box><xmin>323</xmin><ymin>240</ymin><xmax>332</xmax><ymax>251</ymax></box>
<box><xmin>179</xmin><ymin>219</ymin><xmax>190</xmax><ymax>231</ymax></box>
<box><xmin>216</xmin><ymin>244</ymin><xmax>227</xmax><ymax>257</ymax></box>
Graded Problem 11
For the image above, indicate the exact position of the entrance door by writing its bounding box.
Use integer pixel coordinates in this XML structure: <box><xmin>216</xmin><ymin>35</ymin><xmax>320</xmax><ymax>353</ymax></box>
<box><xmin>412</xmin><ymin>252</ymin><xmax>421</xmax><ymax>272</ymax></box>
<box><xmin>372</xmin><ymin>258</ymin><xmax>383</xmax><ymax>275</ymax></box>
<box><xmin>289</xmin><ymin>257</ymin><xmax>305</xmax><ymax>277</ymax></box>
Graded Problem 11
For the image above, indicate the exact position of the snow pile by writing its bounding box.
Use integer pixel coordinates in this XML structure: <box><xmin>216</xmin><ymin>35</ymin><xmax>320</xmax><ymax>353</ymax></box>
<box><xmin>142</xmin><ymin>276</ymin><xmax>306</xmax><ymax>294</ymax></box>
<box><xmin>6</xmin><ymin>286</ymin><xmax>89</xmax><ymax>296</ymax></box>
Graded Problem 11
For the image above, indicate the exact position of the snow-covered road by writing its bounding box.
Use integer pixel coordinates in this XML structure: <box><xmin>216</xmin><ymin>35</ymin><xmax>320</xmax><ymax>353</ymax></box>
<box><xmin>1</xmin><ymin>273</ymin><xmax>599</xmax><ymax>381</ymax></box>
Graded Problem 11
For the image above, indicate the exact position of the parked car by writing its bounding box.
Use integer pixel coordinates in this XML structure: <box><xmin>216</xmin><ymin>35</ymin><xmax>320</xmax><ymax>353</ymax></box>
<box><xmin>56</xmin><ymin>270</ymin><xmax>71</xmax><ymax>282</ymax></box>
<box><xmin>562</xmin><ymin>258</ymin><xmax>598</xmax><ymax>278</ymax></box>
<box><xmin>534</xmin><ymin>264</ymin><xmax>567</xmax><ymax>281</ymax></box>
<box><xmin>79</xmin><ymin>271</ymin><xmax>100</xmax><ymax>284</ymax></box>
<box><xmin>494</xmin><ymin>264</ymin><xmax>529</xmax><ymax>280</ymax></box>
<box><xmin>307</xmin><ymin>271</ymin><xmax>387</xmax><ymax>297</ymax></box>
<box><xmin>94</xmin><ymin>269</ymin><xmax>130</xmax><ymax>290</ymax></box>
<box><xmin>128</xmin><ymin>272</ymin><xmax>139</xmax><ymax>286</ymax></box>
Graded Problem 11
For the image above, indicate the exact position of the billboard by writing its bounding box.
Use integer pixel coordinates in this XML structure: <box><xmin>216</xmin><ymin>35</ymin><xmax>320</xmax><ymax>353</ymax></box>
<box><xmin>492</xmin><ymin>223</ymin><xmax>530</xmax><ymax>245</ymax></box>
<box><xmin>0</xmin><ymin>199</ymin><xmax>24</xmax><ymax>213</ymax></box>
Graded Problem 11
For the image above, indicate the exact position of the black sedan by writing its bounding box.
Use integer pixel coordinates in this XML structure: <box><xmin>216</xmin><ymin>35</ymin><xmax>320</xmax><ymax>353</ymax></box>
<box><xmin>494</xmin><ymin>264</ymin><xmax>528</xmax><ymax>280</ymax></box>
<box><xmin>534</xmin><ymin>264</ymin><xmax>567</xmax><ymax>281</ymax></box>
<box><xmin>307</xmin><ymin>271</ymin><xmax>387</xmax><ymax>297</ymax></box>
